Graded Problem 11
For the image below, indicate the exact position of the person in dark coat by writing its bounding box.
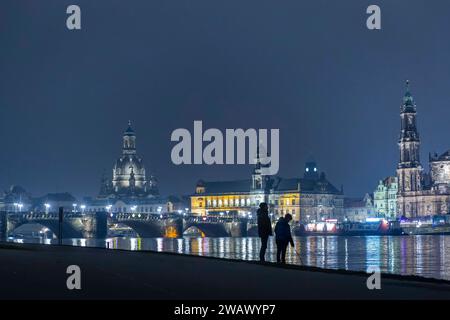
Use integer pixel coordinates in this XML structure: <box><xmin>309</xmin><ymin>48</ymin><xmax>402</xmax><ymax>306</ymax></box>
<box><xmin>274</xmin><ymin>214</ymin><xmax>294</xmax><ymax>264</ymax></box>
<box><xmin>257</xmin><ymin>202</ymin><xmax>272</xmax><ymax>262</ymax></box>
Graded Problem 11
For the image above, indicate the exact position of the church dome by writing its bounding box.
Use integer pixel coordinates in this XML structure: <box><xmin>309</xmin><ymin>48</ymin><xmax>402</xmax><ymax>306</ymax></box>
<box><xmin>97</xmin><ymin>122</ymin><xmax>158</xmax><ymax>199</ymax></box>
<box><xmin>114</xmin><ymin>155</ymin><xmax>145</xmax><ymax>175</ymax></box>
<box><xmin>9</xmin><ymin>185</ymin><xmax>27</xmax><ymax>195</ymax></box>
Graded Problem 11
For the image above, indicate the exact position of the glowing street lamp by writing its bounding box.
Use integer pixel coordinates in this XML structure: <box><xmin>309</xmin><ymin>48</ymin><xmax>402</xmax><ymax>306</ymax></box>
<box><xmin>17</xmin><ymin>203</ymin><xmax>23</xmax><ymax>212</ymax></box>
<box><xmin>72</xmin><ymin>203</ymin><xmax>78</xmax><ymax>213</ymax></box>
<box><xmin>80</xmin><ymin>204</ymin><xmax>86</xmax><ymax>213</ymax></box>
<box><xmin>44</xmin><ymin>203</ymin><xmax>50</xmax><ymax>214</ymax></box>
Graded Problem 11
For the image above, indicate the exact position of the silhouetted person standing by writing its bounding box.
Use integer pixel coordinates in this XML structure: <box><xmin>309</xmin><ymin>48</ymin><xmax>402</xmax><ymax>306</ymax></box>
<box><xmin>275</xmin><ymin>213</ymin><xmax>294</xmax><ymax>264</ymax></box>
<box><xmin>257</xmin><ymin>202</ymin><xmax>272</xmax><ymax>262</ymax></box>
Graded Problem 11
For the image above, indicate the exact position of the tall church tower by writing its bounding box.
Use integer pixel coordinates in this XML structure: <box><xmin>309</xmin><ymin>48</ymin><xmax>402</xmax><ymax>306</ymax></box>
<box><xmin>251</xmin><ymin>141</ymin><xmax>271</xmax><ymax>206</ymax></box>
<box><xmin>252</xmin><ymin>144</ymin><xmax>266</xmax><ymax>190</ymax></box>
<box><xmin>397</xmin><ymin>81</ymin><xmax>422</xmax><ymax>217</ymax></box>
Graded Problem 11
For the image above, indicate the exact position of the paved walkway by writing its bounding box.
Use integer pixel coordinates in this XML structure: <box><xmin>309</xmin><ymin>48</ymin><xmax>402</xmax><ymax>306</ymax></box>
<box><xmin>1</xmin><ymin>242</ymin><xmax>450</xmax><ymax>299</ymax></box>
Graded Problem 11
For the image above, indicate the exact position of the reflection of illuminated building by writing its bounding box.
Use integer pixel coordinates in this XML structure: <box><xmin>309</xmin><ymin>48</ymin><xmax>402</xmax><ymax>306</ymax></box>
<box><xmin>191</xmin><ymin>161</ymin><xmax>344</xmax><ymax>222</ymax></box>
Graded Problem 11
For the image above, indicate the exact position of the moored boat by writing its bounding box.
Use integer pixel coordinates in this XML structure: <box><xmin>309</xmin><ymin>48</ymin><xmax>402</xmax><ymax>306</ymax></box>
<box><xmin>294</xmin><ymin>218</ymin><xmax>404</xmax><ymax>236</ymax></box>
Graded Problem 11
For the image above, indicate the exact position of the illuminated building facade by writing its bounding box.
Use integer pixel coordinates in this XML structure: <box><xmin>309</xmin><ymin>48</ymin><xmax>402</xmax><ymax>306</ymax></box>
<box><xmin>396</xmin><ymin>81</ymin><xmax>450</xmax><ymax>217</ymax></box>
<box><xmin>191</xmin><ymin>161</ymin><xmax>344</xmax><ymax>223</ymax></box>
<box><xmin>344</xmin><ymin>194</ymin><xmax>375</xmax><ymax>222</ymax></box>
<box><xmin>0</xmin><ymin>185</ymin><xmax>33</xmax><ymax>212</ymax></box>
<box><xmin>373</xmin><ymin>176</ymin><xmax>398</xmax><ymax>219</ymax></box>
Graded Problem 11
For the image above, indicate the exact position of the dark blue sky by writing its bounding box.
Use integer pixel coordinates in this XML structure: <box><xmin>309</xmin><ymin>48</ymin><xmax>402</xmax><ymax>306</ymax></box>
<box><xmin>1</xmin><ymin>0</ymin><xmax>449</xmax><ymax>199</ymax></box>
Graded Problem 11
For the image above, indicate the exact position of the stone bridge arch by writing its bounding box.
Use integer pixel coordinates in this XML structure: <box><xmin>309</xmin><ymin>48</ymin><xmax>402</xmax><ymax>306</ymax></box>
<box><xmin>113</xmin><ymin>217</ymin><xmax>184</xmax><ymax>238</ymax></box>
<box><xmin>183</xmin><ymin>223</ymin><xmax>229</xmax><ymax>237</ymax></box>
<box><xmin>117</xmin><ymin>220</ymin><xmax>165</xmax><ymax>238</ymax></box>
<box><xmin>9</xmin><ymin>220</ymin><xmax>83</xmax><ymax>239</ymax></box>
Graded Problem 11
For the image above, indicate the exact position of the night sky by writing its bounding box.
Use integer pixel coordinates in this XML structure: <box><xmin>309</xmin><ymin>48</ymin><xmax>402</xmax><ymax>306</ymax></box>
<box><xmin>1</xmin><ymin>0</ymin><xmax>449</xmax><ymax>199</ymax></box>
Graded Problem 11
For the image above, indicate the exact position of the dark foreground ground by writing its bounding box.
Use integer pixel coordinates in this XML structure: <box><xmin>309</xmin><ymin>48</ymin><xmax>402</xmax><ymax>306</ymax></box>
<box><xmin>1</xmin><ymin>242</ymin><xmax>450</xmax><ymax>299</ymax></box>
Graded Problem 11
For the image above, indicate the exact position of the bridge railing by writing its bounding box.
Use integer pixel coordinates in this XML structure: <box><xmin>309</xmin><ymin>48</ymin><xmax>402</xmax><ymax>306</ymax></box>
<box><xmin>6</xmin><ymin>211</ymin><xmax>100</xmax><ymax>220</ymax></box>
<box><xmin>112</xmin><ymin>212</ymin><xmax>249</xmax><ymax>224</ymax></box>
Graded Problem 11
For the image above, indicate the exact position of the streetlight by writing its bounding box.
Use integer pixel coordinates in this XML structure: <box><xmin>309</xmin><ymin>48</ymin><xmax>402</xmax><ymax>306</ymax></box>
<box><xmin>80</xmin><ymin>204</ymin><xmax>86</xmax><ymax>213</ymax></box>
<box><xmin>17</xmin><ymin>203</ymin><xmax>23</xmax><ymax>212</ymax></box>
<box><xmin>44</xmin><ymin>203</ymin><xmax>50</xmax><ymax>214</ymax></box>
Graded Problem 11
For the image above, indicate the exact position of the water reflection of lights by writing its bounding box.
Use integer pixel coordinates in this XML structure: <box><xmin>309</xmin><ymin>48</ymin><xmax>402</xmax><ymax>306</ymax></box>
<box><xmin>319</xmin><ymin>237</ymin><xmax>325</xmax><ymax>268</ymax></box>
<box><xmin>415</xmin><ymin>236</ymin><xmax>423</xmax><ymax>274</ymax></box>
<box><xmin>9</xmin><ymin>235</ymin><xmax>450</xmax><ymax>281</ymax></box>
<box><xmin>156</xmin><ymin>238</ymin><xmax>163</xmax><ymax>252</ymax></box>
<box><xmin>219</xmin><ymin>238</ymin><xmax>225</xmax><ymax>259</ymax></box>
<box><xmin>177</xmin><ymin>238</ymin><xmax>183</xmax><ymax>254</ymax></box>
<box><xmin>197</xmin><ymin>237</ymin><xmax>203</xmax><ymax>255</ymax></box>
<box><xmin>389</xmin><ymin>237</ymin><xmax>395</xmax><ymax>273</ymax></box>
<box><xmin>365</xmin><ymin>237</ymin><xmax>381</xmax><ymax>271</ymax></box>
<box><xmin>130</xmin><ymin>238</ymin><xmax>138</xmax><ymax>251</ymax></box>
<box><xmin>344</xmin><ymin>238</ymin><xmax>348</xmax><ymax>270</ymax></box>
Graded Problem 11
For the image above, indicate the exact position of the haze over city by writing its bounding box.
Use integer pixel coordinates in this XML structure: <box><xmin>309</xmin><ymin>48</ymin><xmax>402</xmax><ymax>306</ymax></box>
<box><xmin>1</xmin><ymin>0</ymin><xmax>450</xmax><ymax>199</ymax></box>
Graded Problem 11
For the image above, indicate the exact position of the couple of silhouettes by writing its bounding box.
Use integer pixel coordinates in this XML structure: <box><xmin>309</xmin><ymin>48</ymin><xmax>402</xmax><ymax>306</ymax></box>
<box><xmin>257</xmin><ymin>202</ymin><xmax>294</xmax><ymax>263</ymax></box>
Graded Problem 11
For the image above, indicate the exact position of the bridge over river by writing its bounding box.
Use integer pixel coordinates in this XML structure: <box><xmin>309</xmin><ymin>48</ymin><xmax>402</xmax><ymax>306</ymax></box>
<box><xmin>0</xmin><ymin>211</ymin><xmax>257</xmax><ymax>240</ymax></box>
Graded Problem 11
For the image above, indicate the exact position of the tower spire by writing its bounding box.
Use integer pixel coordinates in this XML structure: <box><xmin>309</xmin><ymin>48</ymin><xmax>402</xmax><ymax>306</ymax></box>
<box><xmin>397</xmin><ymin>80</ymin><xmax>422</xmax><ymax>200</ymax></box>
<box><xmin>123</xmin><ymin>121</ymin><xmax>136</xmax><ymax>155</ymax></box>
<box><xmin>402</xmin><ymin>79</ymin><xmax>415</xmax><ymax>110</ymax></box>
